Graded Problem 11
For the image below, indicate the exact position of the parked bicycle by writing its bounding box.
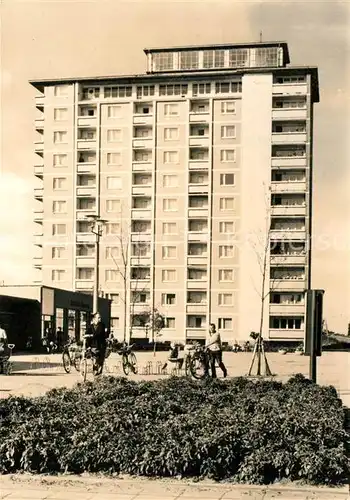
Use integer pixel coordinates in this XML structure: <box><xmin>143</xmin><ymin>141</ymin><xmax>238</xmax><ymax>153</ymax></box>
<box><xmin>62</xmin><ymin>339</ymin><xmax>82</xmax><ymax>374</ymax></box>
<box><xmin>80</xmin><ymin>334</ymin><xmax>100</xmax><ymax>382</ymax></box>
<box><xmin>115</xmin><ymin>342</ymin><xmax>137</xmax><ymax>375</ymax></box>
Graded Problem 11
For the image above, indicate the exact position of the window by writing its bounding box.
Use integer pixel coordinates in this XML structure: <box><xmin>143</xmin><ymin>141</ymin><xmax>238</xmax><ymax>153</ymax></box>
<box><xmin>162</xmin><ymin>269</ymin><xmax>177</xmax><ymax>282</ymax></box>
<box><xmin>52</xmin><ymin>247</ymin><xmax>65</xmax><ymax>259</ymax></box>
<box><xmin>77</xmin><ymin>268</ymin><xmax>94</xmax><ymax>280</ymax></box>
<box><xmin>52</xmin><ymin>269</ymin><xmax>65</xmax><ymax>281</ymax></box>
<box><xmin>188</xmin><ymin>268</ymin><xmax>207</xmax><ymax>280</ymax></box>
<box><xmin>105</xmin><ymin>269</ymin><xmax>118</xmax><ymax>282</ymax></box>
<box><xmin>107</xmin><ymin>129</ymin><xmax>122</xmax><ymax>142</ymax></box>
<box><xmin>77</xmin><ymin>198</ymin><xmax>95</xmax><ymax>210</ymax></box>
<box><xmin>163</xmin><ymin>151</ymin><xmax>179</xmax><ymax>164</ymax></box>
<box><xmin>53</xmin><ymin>154</ymin><xmax>67</xmax><ymax>167</ymax></box>
<box><xmin>216</xmin><ymin>82</ymin><xmax>242</xmax><ymax>93</ymax></box>
<box><xmin>79</xmin><ymin>106</ymin><xmax>96</xmax><ymax>117</ymax></box>
<box><xmin>164</xmin><ymin>103</ymin><xmax>179</xmax><ymax>116</ymax></box>
<box><xmin>107</xmin><ymin>176</ymin><xmax>122</xmax><ymax>190</ymax></box>
<box><xmin>153</xmin><ymin>52</ymin><xmax>174</xmax><ymax>71</ymax></box>
<box><xmin>164</xmin><ymin>127</ymin><xmax>179</xmax><ymax>140</ymax></box>
<box><xmin>180</xmin><ymin>51</ymin><xmax>199</xmax><ymax>69</ymax></box>
<box><xmin>107</xmin><ymin>293</ymin><xmax>120</xmax><ymax>304</ymax></box>
<box><xmin>132</xmin><ymin>221</ymin><xmax>150</xmax><ymax>233</ymax></box>
<box><xmin>77</xmin><ymin>221</ymin><xmax>90</xmax><ymax>233</ymax></box>
<box><xmin>162</xmin><ymin>293</ymin><xmax>176</xmax><ymax>305</ymax></box>
<box><xmin>219</xmin><ymin>269</ymin><xmax>234</xmax><ymax>281</ymax></box>
<box><xmin>190</xmin><ymin>125</ymin><xmax>208</xmax><ymax>137</ymax></box>
<box><xmin>134</xmin><ymin>150</ymin><xmax>151</xmax><ymax>162</ymax></box>
<box><xmin>187</xmin><ymin>292</ymin><xmax>206</xmax><ymax>304</ymax></box>
<box><xmin>107</xmin><ymin>105</ymin><xmax>121</xmax><ymax>118</ymax></box>
<box><xmin>219</xmin><ymin>221</ymin><xmax>234</xmax><ymax>234</ymax></box>
<box><xmin>162</xmin><ymin>222</ymin><xmax>177</xmax><ymax>234</ymax></box>
<box><xmin>228</xmin><ymin>49</ymin><xmax>248</xmax><ymax>68</ymax></box>
<box><xmin>190</xmin><ymin>101</ymin><xmax>209</xmax><ymax>114</ymax></box>
<box><xmin>77</xmin><ymin>244</ymin><xmax>94</xmax><ymax>256</ymax></box>
<box><xmin>53</xmin><ymin>177</ymin><xmax>67</xmax><ymax>190</ymax></box>
<box><xmin>104</xmin><ymin>86</ymin><xmax>132</xmax><ymax>98</ymax></box>
<box><xmin>219</xmin><ymin>197</ymin><xmax>235</xmax><ymax>210</ymax></box>
<box><xmin>78</xmin><ymin>128</ymin><xmax>96</xmax><ymax>140</ymax></box>
<box><xmin>190</xmin><ymin>148</ymin><xmax>208</xmax><ymax>161</ymax></box>
<box><xmin>275</xmin><ymin>75</ymin><xmax>306</xmax><ymax>84</ymax></box>
<box><xmin>188</xmin><ymin>243</ymin><xmax>207</xmax><ymax>256</ymax></box>
<box><xmin>107</xmin><ymin>152</ymin><xmax>122</xmax><ymax>165</ymax></box>
<box><xmin>52</xmin><ymin>200</ymin><xmax>67</xmax><ymax>214</ymax></box>
<box><xmin>220</xmin><ymin>173</ymin><xmax>235</xmax><ymax>185</ymax></box>
<box><xmin>106</xmin><ymin>199</ymin><xmax>121</xmax><ymax>212</ymax></box>
<box><xmin>162</xmin><ymin>246</ymin><xmax>177</xmax><ymax>259</ymax></box>
<box><xmin>218</xmin><ymin>318</ymin><xmax>233</xmax><ymax>330</ymax></box>
<box><xmin>133</xmin><ymin>174</ymin><xmax>151</xmax><ymax>185</ymax></box>
<box><xmin>189</xmin><ymin>196</ymin><xmax>208</xmax><ymax>208</ymax></box>
<box><xmin>133</xmin><ymin>197</ymin><xmax>151</xmax><ymax>209</ymax></box>
<box><xmin>132</xmin><ymin>292</ymin><xmax>149</xmax><ymax>304</ymax></box>
<box><xmin>254</xmin><ymin>47</ymin><xmax>279</xmax><ymax>67</ymax></box>
<box><xmin>187</xmin><ymin>315</ymin><xmax>206</xmax><ymax>328</ymax></box>
<box><xmin>54</xmin><ymin>108</ymin><xmax>68</xmax><ymax>121</ymax></box>
<box><xmin>163</xmin><ymin>174</ymin><xmax>178</xmax><ymax>187</ymax></box>
<box><xmin>221</xmin><ymin>101</ymin><xmax>236</xmax><ymax>114</ymax></box>
<box><xmin>219</xmin><ymin>245</ymin><xmax>235</xmax><ymax>258</ymax></box>
<box><xmin>221</xmin><ymin>125</ymin><xmax>236</xmax><ymax>139</ymax></box>
<box><xmin>192</xmin><ymin>83</ymin><xmax>211</xmax><ymax>96</ymax></box>
<box><xmin>218</xmin><ymin>293</ymin><xmax>233</xmax><ymax>306</ymax></box>
<box><xmin>53</xmin><ymin>131</ymin><xmax>68</xmax><ymax>143</ymax></box>
<box><xmin>220</xmin><ymin>150</ymin><xmax>236</xmax><ymax>162</ymax></box>
<box><xmin>82</xmin><ymin>87</ymin><xmax>100</xmax><ymax>100</ymax></box>
<box><xmin>189</xmin><ymin>172</ymin><xmax>208</xmax><ymax>184</ymax></box>
<box><xmin>134</xmin><ymin>103</ymin><xmax>152</xmax><ymax>115</ymax></box>
<box><xmin>164</xmin><ymin>317</ymin><xmax>175</xmax><ymax>328</ymax></box>
<box><xmin>105</xmin><ymin>223</ymin><xmax>120</xmax><ymax>235</ymax></box>
<box><xmin>54</xmin><ymin>85</ymin><xmax>69</xmax><ymax>97</ymax></box>
<box><xmin>78</xmin><ymin>152</ymin><xmax>96</xmax><ymax>163</ymax></box>
<box><xmin>131</xmin><ymin>267</ymin><xmax>150</xmax><ymax>280</ymax></box>
<box><xmin>105</xmin><ymin>246</ymin><xmax>119</xmax><ymax>259</ymax></box>
<box><xmin>134</xmin><ymin>127</ymin><xmax>152</xmax><ymax>138</ymax></box>
<box><xmin>52</xmin><ymin>223</ymin><xmax>66</xmax><ymax>235</ymax></box>
<box><xmin>159</xmin><ymin>84</ymin><xmax>188</xmax><ymax>96</ymax></box>
<box><xmin>273</xmin><ymin>98</ymin><xmax>306</xmax><ymax>109</ymax></box>
<box><xmin>132</xmin><ymin>243</ymin><xmax>150</xmax><ymax>257</ymax></box>
<box><xmin>136</xmin><ymin>85</ymin><xmax>155</xmax><ymax>98</ymax></box>
<box><xmin>188</xmin><ymin>219</ymin><xmax>207</xmax><ymax>232</ymax></box>
<box><xmin>163</xmin><ymin>198</ymin><xmax>177</xmax><ymax>211</ymax></box>
<box><xmin>270</xmin><ymin>317</ymin><xmax>303</xmax><ymax>330</ymax></box>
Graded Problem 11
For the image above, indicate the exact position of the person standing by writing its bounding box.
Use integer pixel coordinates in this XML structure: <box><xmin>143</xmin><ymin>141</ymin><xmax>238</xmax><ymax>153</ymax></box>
<box><xmin>87</xmin><ymin>312</ymin><xmax>108</xmax><ymax>375</ymax></box>
<box><xmin>206</xmin><ymin>323</ymin><xmax>227</xmax><ymax>378</ymax></box>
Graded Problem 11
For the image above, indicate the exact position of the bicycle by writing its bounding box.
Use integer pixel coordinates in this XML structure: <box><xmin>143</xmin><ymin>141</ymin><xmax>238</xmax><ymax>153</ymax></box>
<box><xmin>80</xmin><ymin>334</ymin><xmax>100</xmax><ymax>382</ymax></box>
<box><xmin>115</xmin><ymin>343</ymin><xmax>138</xmax><ymax>375</ymax></box>
<box><xmin>62</xmin><ymin>340</ymin><xmax>82</xmax><ymax>374</ymax></box>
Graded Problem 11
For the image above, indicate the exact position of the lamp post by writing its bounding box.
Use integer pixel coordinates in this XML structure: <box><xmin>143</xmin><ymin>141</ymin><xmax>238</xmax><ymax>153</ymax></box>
<box><xmin>86</xmin><ymin>215</ymin><xmax>107</xmax><ymax>314</ymax></box>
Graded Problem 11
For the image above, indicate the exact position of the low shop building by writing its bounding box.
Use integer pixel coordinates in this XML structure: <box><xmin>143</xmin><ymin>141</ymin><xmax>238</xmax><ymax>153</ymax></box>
<box><xmin>0</xmin><ymin>285</ymin><xmax>111</xmax><ymax>350</ymax></box>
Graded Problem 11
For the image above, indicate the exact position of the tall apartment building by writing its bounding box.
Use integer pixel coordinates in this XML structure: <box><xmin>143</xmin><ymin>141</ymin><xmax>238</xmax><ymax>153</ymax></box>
<box><xmin>31</xmin><ymin>41</ymin><xmax>319</xmax><ymax>344</ymax></box>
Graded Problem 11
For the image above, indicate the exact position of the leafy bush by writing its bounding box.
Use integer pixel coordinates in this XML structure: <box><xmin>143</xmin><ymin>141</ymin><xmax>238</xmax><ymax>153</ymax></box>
<box><xmin>0</xmin><ymin>374</ymin><xmax>348</xmax><ymax>484</ymax></box>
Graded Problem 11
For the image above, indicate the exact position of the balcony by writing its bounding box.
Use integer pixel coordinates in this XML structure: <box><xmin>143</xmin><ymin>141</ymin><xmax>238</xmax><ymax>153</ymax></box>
<box><xmin>189</xmin><ymin>161</ymin><xmax>209</xmax><ymax>170</ymax></box>
<box><xmin>35</xmin><ymin>95</ymin><xmax>45</xmax><ymax>108</ymax></box>
<box><xmin>268</xmin><ymin>328</ymin><xmax>304</xmax><ymax>340</ymax></box>
<box><xmin>272</xmin><ymin>84</ymin><xmax>308</xmax><ymax>96</ymax></box>
<box><xmin>189</xmin><ymin>137</ymin><xmax>209</xmax><ymax>148</ymax></box>
<box><xmin>132</xmin><ymin>185</ymin><xmax>152</xmax><ymax>196</ymax></box>
<box><xmin>188</xmin><ymin>232</ymin><xmax>208</xmax><ymax>242</ymax></box>
<box><xmin>270</xmin><ymin>230</ymin><xmax>306</xmax><ymax>241</ymax></box>
<box><xmin>34</xmin><ymin>187</ymin><xmax>43</xmax><ymax>200</ymax></box>
<box><xmin>272</xmin><ymin>133</ymin><xmax>307</xmax><ymax>144</ymax></box>
<box><xmin>33</xmin><ymin>209</ymin><xmax>44</xmax><ymax>223</ymax></box>
<box><xmin>33</xmin><ymin>233</ymin><xmax>43</xmax><ymax>246</ymax></box>
<box><xmin>269</xmin><ymin>303</ymin><xmax>305</xmax><ymax>315</ymax></box>
<box><xmin>76</xmin><ymin>233</ymin><xmax>95</xmax><ymax>243</ymax></box>
<box><xmin>130</xmin><ymin>279</ymin><xmax>151</xmax><ymax>289</ymax></box>
<box><xmin>130</xmin><ymin>256</ymin><xmax>151</xmax><ymax>266</ymax></box>
<box><xmin>35</xmin><ymin>117</ymin><xmax>44</xmax><ymax>129</ymax></box>
<box><xmin>186</xmin><ymin>328</ymin><xmax>206</xmax><ymax>339</ymax></box>
<box><xmin>186</xmin><ymin>304</ymin><xmax>207</xmax><ymax>314</ymax></box>
<box><xmin>188</xmin><ymin>184</ymin><xmax>209</xmax><ymax>194</ymax></box>
<box><xmin>272</xmin><ymin>108</ymin><xmax>307</xmax><ymax>120</ymax></box>
<box><xmin>271</xmin><ymin>157</ymin><xmax>307</xmax><ymax>168</ymax></box>
<box><xmin>33</xmin><ymin>256</ymin><xmax>43</xmax><ymax>269</ymax></box>
<box><xmin>34</xmin><ymin>165</ymin><xmax>44</xmax><ymax>177</ymax></box>
<box><xmin>77</xmin><ymin>140</ymin><xmax>96</xmax><ymax>150</ymax></box>
<box><xmin>188</xmin><ymin>208</ymin><xmax>208</xmax><ymax>218</ymax></box>
<box><xmin>76</xmin><ymin>209</ymin><xmax>96</xmax><ymax>220</ymax></box>
<box><xmin>187</xmin><ymin>256</ymin><xmax>207</xmax><ymax>266</ymax></box>
<box><xmin>76</xmin><ymin>186</ymin><xmax>96</xmax><ymax>197</ymax></box>
<box><xmin>132</xmin><ymin>209</ymin><xmax>152</xmax><ymax>219</ymax></box>
<box><xmin>271</xmin><ymin>279</ymin><xmax>306</xmax><ymax>291</ymax></box>
<box><xmin>77</xmin><ymin>116</ymin><xmax>97</xmax><ymax>127</ymax></box>
<box><xmin>132</xmin><ymin>302</ymin><xmax>151</xmax><ymax>313</ymax></box>
<box><xmin>133</xmin><ymin>138</ymin><xmax>153</xmax><ymax>148</ymax></box>
<box><xmin>187</xmin><ymin>280</ymin><xmax>207</xmax><ymax>289</ymax></box>
<box><xmin>131</xmin><ymin>233</ymin><xmax>152</xmax><ymax>243</ymax></box>
<box><xmin>77</xmin><ymin>163</ymin><xmax>96</xmax><ymax>174</ymax></box>
<box><xmin>34</xmin><ymin>140</ymin><xmax>44</xmax><ymax>153</ymax></box>
<box><xmin>133</xmin><ymin>115</ymin><xmax>153</xmax><ymax>126</ymax></box>
<box><xmin>76</xmin><ymin>257</ymin><xmax>95</xmax><ymax>268</ymax></box>
<box><xmin>132</xmin><ymin>162</ymin><xmax>152</xmax><ymax>172</ymax></box>
<box><xmin>271</xmin><ymin>205</ymin><xmax>306</xmax><ymax>216</ymax></box>
<box><xmin>270</xmin><ymin>254</ymin><xmax>306</xmax><ymax>265</ymax></box>
<box><xmin>75</xmin><ymin>280</ymin><xmax>94</xmax><ymax>291</ymax></box>
<box><xmin>271</xmin><ymin>181</ymin><xmax>306</xmax><ymax>193</ymax></box>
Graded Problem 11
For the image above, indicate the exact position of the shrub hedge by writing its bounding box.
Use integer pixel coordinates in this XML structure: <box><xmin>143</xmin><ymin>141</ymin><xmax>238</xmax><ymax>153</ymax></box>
<box><xmin>0</xmin><ymin>374</ymin><xmax>348</xmax><ymax>484</ymax></box>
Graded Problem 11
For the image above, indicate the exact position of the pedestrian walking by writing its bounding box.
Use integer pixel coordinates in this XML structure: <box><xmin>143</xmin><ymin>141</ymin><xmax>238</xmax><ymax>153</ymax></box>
<box><xmin>86</xmin><ymin>312</ymin><xmax>108</xmax><ymax>375</ymax></box>
<box><xmin>206</xmin><ymin>323</ymin><xmax>227</xmax><ymax>378</ymax></box>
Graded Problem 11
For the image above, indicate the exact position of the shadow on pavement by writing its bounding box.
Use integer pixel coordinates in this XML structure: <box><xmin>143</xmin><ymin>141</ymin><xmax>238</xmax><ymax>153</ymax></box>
<box><xmin>12</xmin><ymin>360</ymin><xmax>63</xmax><ymax>372</ymax></box>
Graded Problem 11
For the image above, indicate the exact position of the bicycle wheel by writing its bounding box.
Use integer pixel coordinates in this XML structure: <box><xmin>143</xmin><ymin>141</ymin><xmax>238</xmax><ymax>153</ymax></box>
<box><xmin>122</xmin><ymin>353</ymin><xmax>130</xmax><ymax>375</ymax></box>
<box><xmin>184</xmin><ymin>356</ymin><xmax>191</xmax><ymax>377</ymax></box>
<box><xmin>129</xmin><ymin>352</ymin><xmax>138</xmax><ymax>374</ymax></box>
<box><xmin>80</xmin><ymin>358</ymin><xmax>92</xmax><ymax>382</ymax></box>
<box><xmin>189</xmin><ymin>354</ymin><xmax>207</xmax><ymax>380</ymax></box>
<box><xmin>62</xmin><ymin>351</ymin><xmax>71</xmax><ymax>374</ymax></box>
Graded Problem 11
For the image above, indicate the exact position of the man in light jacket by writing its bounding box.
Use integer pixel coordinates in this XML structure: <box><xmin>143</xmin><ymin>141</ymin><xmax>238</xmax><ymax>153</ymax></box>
<box><xmin>206</xmin><ymin>323</ymin><xmax>227</xmax><ymax>378</ymax></box>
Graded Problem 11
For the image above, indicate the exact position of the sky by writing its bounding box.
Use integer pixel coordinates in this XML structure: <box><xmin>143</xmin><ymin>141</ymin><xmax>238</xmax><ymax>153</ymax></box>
<box><xmin>0</xmin><ymin>0</ymin><xmax>349</xmax><ymax>333</ymax></box>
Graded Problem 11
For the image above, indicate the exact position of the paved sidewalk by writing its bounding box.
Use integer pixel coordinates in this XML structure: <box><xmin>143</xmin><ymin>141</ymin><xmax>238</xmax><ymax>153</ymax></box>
<box><xmin>0</xmin><ymin>474</ymin><xmax>348</xmax><ymax>500</ymax></box>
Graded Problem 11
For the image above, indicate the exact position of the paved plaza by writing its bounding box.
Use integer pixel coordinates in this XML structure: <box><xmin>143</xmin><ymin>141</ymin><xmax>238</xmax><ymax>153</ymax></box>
<box><xmin>0</xmin><ymin>351</ymin><xmax>349</xmax><ymax>405</ymax></box>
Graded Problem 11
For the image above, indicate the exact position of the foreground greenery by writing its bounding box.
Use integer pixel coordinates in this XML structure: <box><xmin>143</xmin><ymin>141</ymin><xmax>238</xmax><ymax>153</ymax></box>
<box><xmin>0</xmin><ymin>374</ymin><xmax>348</xmax><ymax>484</ymax></box>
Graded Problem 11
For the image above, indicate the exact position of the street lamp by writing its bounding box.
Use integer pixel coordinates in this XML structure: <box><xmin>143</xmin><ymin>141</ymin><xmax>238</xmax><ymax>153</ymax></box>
<box><xmin>86</xmin><ymin>215</ymin><xmax>107</xmax><ymax>314</ymax></box>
